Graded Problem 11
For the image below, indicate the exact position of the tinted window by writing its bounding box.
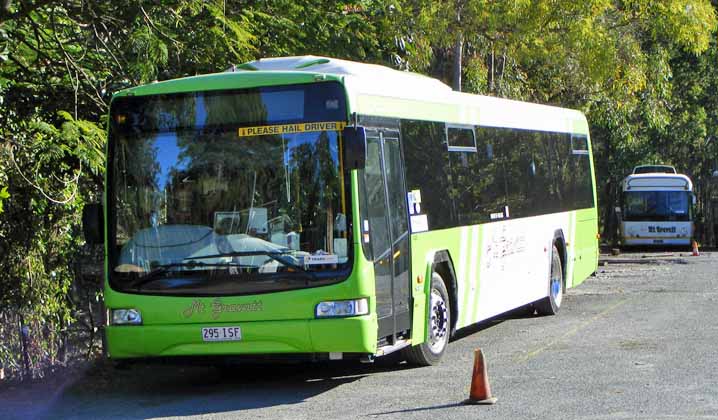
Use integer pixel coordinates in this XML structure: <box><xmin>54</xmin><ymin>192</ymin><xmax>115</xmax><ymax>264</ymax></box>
<box><xmin>400</xmin><ymin>120</ymin><xmax>453</xmax><ymax>230</ymax></box>
<box><xmin>633</xmin><ymin>165</ymin><xmax>676</xmax><ymax>174</ymax></box>
<box><xmin>111</xmin><ymin>82</ymin><xmax>346</xmax><ymax>133</ymax></box>
<box><xmin>400</xmin><ymin>120</ymin><xmax>594</xmax><ymax>231</ymax></box>
<box><xmin>447</xmin><ymin>126</ymin><xmax>476</xmax><ymax>151</ymax></box>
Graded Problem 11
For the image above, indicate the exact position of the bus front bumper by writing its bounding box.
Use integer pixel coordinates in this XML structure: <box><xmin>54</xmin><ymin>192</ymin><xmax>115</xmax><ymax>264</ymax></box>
<box><xmin>623</xmin><ymin>237</ymin><xmax>691</xmax><ymax>246</ymax></box>
<box><xmin>105</xmin><ymin>316</ymin><xmax>376</xmax><ymax>359</ymax></box>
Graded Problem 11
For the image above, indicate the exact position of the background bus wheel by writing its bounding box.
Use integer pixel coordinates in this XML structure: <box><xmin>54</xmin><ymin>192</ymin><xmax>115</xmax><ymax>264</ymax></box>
<box><xmin>402</xmin><ymin>272</ymin><xmax>450</xmax><ymax>366</ymax></box>
<box><xmin>535</xmin><ymin>245</ymin><xmax>563</xmax><ymax>316</ymax></box>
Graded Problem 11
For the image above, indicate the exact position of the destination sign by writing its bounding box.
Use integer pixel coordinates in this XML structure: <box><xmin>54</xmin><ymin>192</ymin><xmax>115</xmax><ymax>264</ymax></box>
<box><xmin>648</xmin><ymin>226</ymin><xmax>677</xmax><ymax>233</ymax></box>
<box><xmin>238</xmin><ymin>121</ymin><xmax>346</xmax><ymax>137</ymax></box>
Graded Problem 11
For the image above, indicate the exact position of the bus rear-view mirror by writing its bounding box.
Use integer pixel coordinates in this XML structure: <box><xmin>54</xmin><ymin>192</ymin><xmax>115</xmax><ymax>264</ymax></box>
<box><xmin>82</xmin><ymin>203</ymin><xmax>104</xmax><ymax>245</ymax></box>
<box><xmin>342</xmin><ymin>126</ymin><xmax>366</xmax><ymax>170</ymax></box>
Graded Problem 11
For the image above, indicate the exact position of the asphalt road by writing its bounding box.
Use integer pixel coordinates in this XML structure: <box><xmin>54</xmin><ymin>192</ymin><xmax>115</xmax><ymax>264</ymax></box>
<box><xmin>3</xmin><ymin>251</ymin><xmax>718</xmax><ymax>420</ymax></box>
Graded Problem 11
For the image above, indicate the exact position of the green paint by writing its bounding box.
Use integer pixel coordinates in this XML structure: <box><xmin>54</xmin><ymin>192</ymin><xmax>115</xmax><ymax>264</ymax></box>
<box><xmin>356</xmin><ymin>94</ymin><xmax>461</xmax><ymax>123</ymax></box>
<box><xmin>113</xmin><ymin>71</ymin><xmax>342</xmax><ymax>99</ymax></box>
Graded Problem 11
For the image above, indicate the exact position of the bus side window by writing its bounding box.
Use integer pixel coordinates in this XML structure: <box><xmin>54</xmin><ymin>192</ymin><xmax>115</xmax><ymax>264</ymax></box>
<box><xmin>400</xmin><ymin>120</ymin><xmax>453</xmax><ymax>230</ymax></box>
<box><xmin>446</xmin><ymin>125</ymin><xmax>479</xmax><ymax>225</ymax></box>
<box><xmin>470</xmin><ymin>127</ymin><xmax>508</xmax><ymax>223</ymax></box>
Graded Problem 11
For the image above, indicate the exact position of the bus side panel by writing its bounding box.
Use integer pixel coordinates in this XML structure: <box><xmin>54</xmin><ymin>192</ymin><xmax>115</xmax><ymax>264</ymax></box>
<box><xmin>571</xmin><ymin>207</ymin><xmax>599</xmax><ymax>287</ymax></box>
<box><xmin>408</xmin><ymin>208</ymin><xmax>601</xmax><ymax>336</ymax></box>
<box><xmin>408</xmin><ymin>212</ymin><xmax>578</xmax><ymax>333</ymax></box>
<box><xmin>408</xmin><ymin>228</ymin><xmax>464</xmax><ymax>342</ymax></box>
<box><xmin>472</xmin><ymin>214</ymin><xmax>570</xmax><ymax>324</ymax></box>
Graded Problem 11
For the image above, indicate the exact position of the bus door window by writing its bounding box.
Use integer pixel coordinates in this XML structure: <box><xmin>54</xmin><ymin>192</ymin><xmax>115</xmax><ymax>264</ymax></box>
<box><xmin>381</xmin><ymin>132</ymin><xmax>410</xmax><ymax>320</ymax></box>
<box><xmin>363</xmin><ymin>129</ymin><xmax>411</xmax><ymax>338</ymax></box>
<box><xmin>364</xmin><ymin>132</ymin><xmax>392</xmax><ymax>321</ymax></box>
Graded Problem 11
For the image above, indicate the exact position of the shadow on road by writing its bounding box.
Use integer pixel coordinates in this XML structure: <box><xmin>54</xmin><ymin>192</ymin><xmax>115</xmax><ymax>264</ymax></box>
<box><xmin>451</xmin><ymin>305</ymin><xmax>538</xmax><ymax>343</ymax></box>
<box><xmin>368</xmin><ymin>402</ymin><xmax>466</xmax><ymax>416</ymax></box>
<box><xmin>4</xmin><ymin>357</ymin><xmax>415</xmax><ymax>419</ymax></box>
<box><xmin>4</xmin><ymin>307</ymin><xmax>532</xmax><ymax>419</ymax></box>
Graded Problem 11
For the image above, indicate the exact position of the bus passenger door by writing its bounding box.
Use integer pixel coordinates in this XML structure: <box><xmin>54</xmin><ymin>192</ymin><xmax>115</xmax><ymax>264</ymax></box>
<box><xmin>364</xmin><ymin>130</ymin><xmax>411</xmax><ymax>342</ymax></box>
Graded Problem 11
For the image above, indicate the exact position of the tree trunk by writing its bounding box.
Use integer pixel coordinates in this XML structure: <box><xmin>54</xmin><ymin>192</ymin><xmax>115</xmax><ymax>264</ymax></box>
<box><xmin>452</xmin><ymin>5</ymin><xmax>462</xmax><ymax>92</ymax></box>
<box><xmin>452</xmin><ymin>33</ymin><xmax>463</xmax><ymax>92</ymax></box>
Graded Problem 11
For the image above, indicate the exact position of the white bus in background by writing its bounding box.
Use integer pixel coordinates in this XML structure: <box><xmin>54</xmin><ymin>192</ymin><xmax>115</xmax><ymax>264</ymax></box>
<box><xmin>620</xmin><ymin>168</ymin><xmax>694</xmax><ymax>247</ymax></box>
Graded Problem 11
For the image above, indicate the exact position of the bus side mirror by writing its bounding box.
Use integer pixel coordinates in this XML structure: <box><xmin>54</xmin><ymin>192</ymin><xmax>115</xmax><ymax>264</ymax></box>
<box><xmin>82</xmin><ymin>203</ymin><xmax>104</xmax><ymax>245</ymax></box>
<box><xmin>342</xmin><ymin>126</ymin><xmax>366</xmax><ymax>170</ymax></box>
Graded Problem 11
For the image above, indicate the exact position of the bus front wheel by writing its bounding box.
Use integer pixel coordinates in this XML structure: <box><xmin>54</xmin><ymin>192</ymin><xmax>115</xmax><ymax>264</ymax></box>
<box><xmin>402</xmin><ymin>272</ymin><xmax>451</xmax><ymax>366</ymax></box>
<box><xmin>535</xmin><ymin>244</ymin><xmax>563</xmax><ymax>316</ymax></box>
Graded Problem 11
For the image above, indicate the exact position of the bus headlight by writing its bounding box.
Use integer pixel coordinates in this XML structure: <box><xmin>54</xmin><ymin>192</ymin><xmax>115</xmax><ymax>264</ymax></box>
<box><xmin>111</xmin><ymin>309</ymin><xmax>143</xmax><ymax>325</ymax></box>
<box><xmin>315</xmin><ymin>298</ymin><xmax>369</xmax><ymax>318</ymax></box>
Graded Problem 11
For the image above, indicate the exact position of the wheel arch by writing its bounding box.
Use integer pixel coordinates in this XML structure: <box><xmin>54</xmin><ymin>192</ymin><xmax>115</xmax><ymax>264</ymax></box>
<box><xmin>552</xmin><ymin>229</ymin><xmax>568</xmax><ymax>286</ymax></box>
<box><xmin>431</xmin><ymin>250</ymin><xmax>459</xmax><ymax>336</ymax></box>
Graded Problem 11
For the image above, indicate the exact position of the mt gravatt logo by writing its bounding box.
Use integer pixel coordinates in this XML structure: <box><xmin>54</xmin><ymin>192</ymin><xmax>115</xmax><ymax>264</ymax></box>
<box><xmin>182</xmin><ymin>300</ymin><xmax>206</xmax><ymax>318</ymax></box>
<box><xmin>182</xmin><ymin>298</ymin><xmax>264</xmax><ymax>319</ymax></box>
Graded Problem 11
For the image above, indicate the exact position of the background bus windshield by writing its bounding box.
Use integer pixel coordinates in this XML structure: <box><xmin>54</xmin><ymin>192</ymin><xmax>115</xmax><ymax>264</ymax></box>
<box><xmin>623</xmin><ymin>191</ymin><xmax>690</xmax><ymax>221</ymax></box>
<box><xmin>108</xmin><ymin>83</ymin><xmax>350</xmax><ymax>294</ymax></box>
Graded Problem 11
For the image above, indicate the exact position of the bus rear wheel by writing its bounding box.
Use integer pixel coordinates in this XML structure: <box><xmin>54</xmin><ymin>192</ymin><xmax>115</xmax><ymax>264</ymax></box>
<box><xmin>402</xmin><ymin>272</ymin><xmax>451</xmax><ymax>366</ymax></box>
<box><xmin>535</xmin><ymin>244</ymin><xmax>563</xmax><ymax>316</ymax></box>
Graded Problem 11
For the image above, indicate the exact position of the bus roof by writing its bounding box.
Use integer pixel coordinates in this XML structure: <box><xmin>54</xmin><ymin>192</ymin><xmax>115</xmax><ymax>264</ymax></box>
<box><xmin>113</xmin><ymin>55</ymin><xmax>589</xmax><ymax>135</ymax></box>
<box><xmin>622</xmin><ymin>173</ymin><xmax>693</xmax><ymax>191</ymax></box>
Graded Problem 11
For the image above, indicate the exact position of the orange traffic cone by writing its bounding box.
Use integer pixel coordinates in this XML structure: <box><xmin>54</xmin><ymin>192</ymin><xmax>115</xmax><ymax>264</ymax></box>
<box><xmin>692</xmin><ymin>240</ymin><xmax>700</xmax><ymax>257</ymax></box>
<box><xmin>463</xmin><ymin>348</ymin><xmax>498</xmax><ymax>405</ymax></box>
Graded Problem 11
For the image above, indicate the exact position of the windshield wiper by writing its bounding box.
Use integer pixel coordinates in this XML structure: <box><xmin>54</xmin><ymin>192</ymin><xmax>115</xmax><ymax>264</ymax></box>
<box><xmin>188</xmin><ymin>250</ymin><xmax>317</xmax><ymax>280</ymax></box>
<box><xmin>129</xmin><ymin>261</ymin><xmax>249</xmax><ymax>290</ymax></box>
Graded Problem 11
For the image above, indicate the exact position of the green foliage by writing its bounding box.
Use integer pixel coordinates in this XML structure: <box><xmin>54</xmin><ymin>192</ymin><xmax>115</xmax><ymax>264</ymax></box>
<box><xmin>389</xmin><ymin>0</ymin><xmax>717</xmax><ymax>243</ymax></box>
<box><xmin>0</xmin><ymin>186</ymin><xmax>7</xmax><ymax>213</ymax></box>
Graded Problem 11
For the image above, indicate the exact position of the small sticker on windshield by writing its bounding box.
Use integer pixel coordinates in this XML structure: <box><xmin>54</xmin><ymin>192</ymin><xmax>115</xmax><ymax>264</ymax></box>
<box><xmin>304</xmin><ymin>254</ymin><xmax>339</xmax><ymax>265</ymax></box>
<box><xmin>238</xmin><ymin>121</ymin><xmax>346</xmax><ymax>137</ymax></box>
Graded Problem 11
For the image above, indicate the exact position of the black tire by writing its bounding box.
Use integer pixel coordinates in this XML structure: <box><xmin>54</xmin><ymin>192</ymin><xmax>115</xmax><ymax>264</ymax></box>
<box><xmin>402</xmin><ymin>272</ymin><xmax>451</xmax><ymax>366</ymax></box>
<box><xmin>111</xmin><ymin>360</ymin><xmax>132</xmax><ymax>370</ymax></box>
<box><xmin>535</xmin><ymin>244</ymin><xmax>563</xmax><ymax>316</ymax></box>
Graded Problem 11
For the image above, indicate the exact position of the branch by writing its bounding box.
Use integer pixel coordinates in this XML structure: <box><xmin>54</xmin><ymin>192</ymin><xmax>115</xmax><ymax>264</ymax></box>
<box><xmin>7</xmin><ymin>53</ymin><xmax>32</xmax><ymax>75</ymax></box>
<box><xmin>91</xmin><ymin>22</ymin><xmax>128</xmax><ymax>80</ymax></box>
<box><xmin>139</xmin><ymin>5</ymin><xmax>182</xmax><ymax>47</ymax></box>
<box><xmin>8</xmin><ymin>144</ymin><xmax>80</xmax><ymax>205</ymax></box>
<box><xmin>46</xmin><ymin>10</ymin><xmax>107</xmax><ymax>111</ymax></box>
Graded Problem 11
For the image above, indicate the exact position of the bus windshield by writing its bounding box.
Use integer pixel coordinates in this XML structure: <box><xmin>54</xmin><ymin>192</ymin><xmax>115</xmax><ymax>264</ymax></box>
<box><xmin>623</xmin><ymin>191</ymin><xmax>690</xmax><ymax>221</ymax></box>
<box><xmin>108</xmin><ymin>83</ymin><xmax>351</xmax><ymax>295</ymax></box>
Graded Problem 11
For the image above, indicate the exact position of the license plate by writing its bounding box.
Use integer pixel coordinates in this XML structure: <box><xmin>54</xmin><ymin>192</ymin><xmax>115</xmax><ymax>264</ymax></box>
<box><xmin>201</xmin><ymin>326</ymin><xmax>242</xmax><ymax>342</ymax></box>
<box><xmin>653</xmin><ymin>239</ymin><xmax>664</xmax><ymax>244</ymax></box>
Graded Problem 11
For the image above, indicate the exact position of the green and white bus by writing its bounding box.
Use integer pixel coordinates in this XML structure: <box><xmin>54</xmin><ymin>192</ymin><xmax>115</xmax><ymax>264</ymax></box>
<box><xmin>83</xmin><ymin>56</ymin><xmax>598</xmax><ymax>365</ymax></box>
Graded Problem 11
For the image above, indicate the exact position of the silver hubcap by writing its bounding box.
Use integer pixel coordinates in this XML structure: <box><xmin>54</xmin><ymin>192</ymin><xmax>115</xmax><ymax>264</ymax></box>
<box><xmin>428</xmin><ymin>289</ymin><xmax>448</xmax><ymax>353</ymax></box>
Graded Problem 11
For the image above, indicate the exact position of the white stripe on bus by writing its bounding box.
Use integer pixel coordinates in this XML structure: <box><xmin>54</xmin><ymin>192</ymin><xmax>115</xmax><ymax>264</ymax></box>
<box><xmin>466</xmin><ymin>225</ymin><xmax>481</xmax><ymax>325</ymax></box>
<box><xmin>457</xmin><ymin>226</ymin><xmax>470</xmax><ymax>326</ymax></box>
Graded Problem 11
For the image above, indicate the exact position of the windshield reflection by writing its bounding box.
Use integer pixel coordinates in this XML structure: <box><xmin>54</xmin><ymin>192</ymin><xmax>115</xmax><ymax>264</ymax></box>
<box><xmin>111</xmin><ymin>128</ymin><xmax>350</xmax><ymax>291</ymax></box>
